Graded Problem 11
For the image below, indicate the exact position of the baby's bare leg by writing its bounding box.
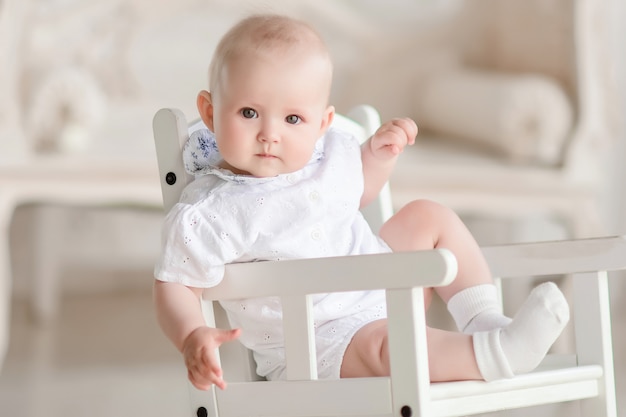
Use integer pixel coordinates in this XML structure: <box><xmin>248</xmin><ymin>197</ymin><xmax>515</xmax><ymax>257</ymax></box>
<box><xmin>340</xmin><ymin>319</ymin><xmax>481</xmax><ymax>381</ymax></box>
<box><xmin>341</xmin><ymin>286</ymin><xmax>568</xmax><ymax>383</ymax></box>
<box><xmin>379</xmin><ymin>199</ymin><xmax>491</xmax><ymax>303</ymax></box>
<box><xmin>379</xmin><ymin>199</ymin><xmax>511</xmax><ymax>333</ymax></box>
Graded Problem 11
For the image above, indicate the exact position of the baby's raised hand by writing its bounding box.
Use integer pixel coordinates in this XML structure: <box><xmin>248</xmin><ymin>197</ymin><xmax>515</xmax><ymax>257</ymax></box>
<box><xmin>182</xmin><ymin>326</ymin><xmax>241</xmax><ymax>390</ymax></box>
<box><xmin>370</xmin><ymin>117</ymin><xmax>417</xmax><ymax>160</ymax></box>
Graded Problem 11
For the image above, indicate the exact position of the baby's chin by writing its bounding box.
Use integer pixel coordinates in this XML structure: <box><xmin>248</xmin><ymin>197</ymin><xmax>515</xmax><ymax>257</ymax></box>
<box><xmin>248</xmin><ymin>164</ymin><xmax>308</xmax><ymax>179</ymax></box>
<box><xmin>222</xmin><ymin>158</ymin><xmax>309</xmax><ymax>178</ymax></box>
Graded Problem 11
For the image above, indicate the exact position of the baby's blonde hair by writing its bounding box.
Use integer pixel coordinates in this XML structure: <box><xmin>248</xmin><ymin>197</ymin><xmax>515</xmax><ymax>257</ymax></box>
<box><xmin>208</xmin><ymin>14</ymin><xmax>332</xmax><ymax>94</ymax></box>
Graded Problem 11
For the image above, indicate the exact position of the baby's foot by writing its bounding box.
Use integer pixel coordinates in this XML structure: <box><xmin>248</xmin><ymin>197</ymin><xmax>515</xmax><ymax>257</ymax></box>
<box><xmin>473</xmin><ymin>282</ymin><xmax>570</xmax><ymax>381</ymax></box>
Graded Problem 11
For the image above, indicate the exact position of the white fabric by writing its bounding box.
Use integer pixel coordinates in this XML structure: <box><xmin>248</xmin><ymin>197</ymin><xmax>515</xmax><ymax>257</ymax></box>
<box><xmin>447</xmin><ymin>284</ymin><xmax>511</xmax><ymax>333</ymax></box>
<box><xmin>154</xmin><ymin>126</ymin><xmax>391</xmax><ymax>379</ymax></box>
<box><xmin>473</xmin><ymin>282</ymin><xmax>569</xmax><ymax>382</ymax></box>
<box><xmin>415</xmin><ymin>68</ymin><xmax>573</xmax><ymax>165</ymax></box>
<box><xmin>473</xmin><ymin>329</ymin><xmax>515</xmax><ymax>382</ymax></box>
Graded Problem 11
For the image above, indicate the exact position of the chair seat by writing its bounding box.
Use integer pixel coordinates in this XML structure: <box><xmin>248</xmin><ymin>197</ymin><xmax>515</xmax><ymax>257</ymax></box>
<box><xmin>430</xmin><ymin>363</ymin><xmax>602</xmax><ymax>416</ymax></box>
<box><xmin>205</xmin><ymin>359</ymin><xmax>601</xmax><ymax>417</ymax></box>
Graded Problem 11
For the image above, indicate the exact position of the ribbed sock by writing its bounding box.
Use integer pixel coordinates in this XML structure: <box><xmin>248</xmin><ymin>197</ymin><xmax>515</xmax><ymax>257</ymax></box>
<box><xmin>473</xmin><ymin>282</ymin><xmax>570</xmax><ymax>381</ymax></box>
<box><xmin>447</xmin><ymin>284</ymin><xmax>512</xmax><ymax>333</ymax></box>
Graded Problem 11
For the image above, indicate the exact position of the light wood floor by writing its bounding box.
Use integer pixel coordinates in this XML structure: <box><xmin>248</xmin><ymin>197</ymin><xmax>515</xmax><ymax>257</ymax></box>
<box><xmin>0</xmin><ymin>284</ymin><xmax>189</xmax><ymax>417</ymax></box>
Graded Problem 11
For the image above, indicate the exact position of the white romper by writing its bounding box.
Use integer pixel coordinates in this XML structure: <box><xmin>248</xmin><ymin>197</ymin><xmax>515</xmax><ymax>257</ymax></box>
<box><xmin>154</xmin><ymin>126</ymin><xmax>391</xmax><ymax>380</ymax></box>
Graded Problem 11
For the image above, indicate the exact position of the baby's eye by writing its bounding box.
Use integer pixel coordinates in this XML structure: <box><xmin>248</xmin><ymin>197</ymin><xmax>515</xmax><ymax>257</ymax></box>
<box><xmin>285</xmin><ymin>115</ymin><xmax>301</xmax><ymax>125</ymax></box>
<box><xmin>241</xmin><ymin>108</ymin><xmax>258</xmax><ymax>119</ymax></box>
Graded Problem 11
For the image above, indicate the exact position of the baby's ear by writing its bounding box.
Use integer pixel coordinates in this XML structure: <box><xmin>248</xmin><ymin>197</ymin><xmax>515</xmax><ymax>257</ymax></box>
<box><xmin>320</xmin><ymin>105</ymin><xmax>335</xmax><ymax>133</ymax></box>
<box><xmin>197</xmin><ymin>90</ymin><xmax>215</xmax><ymax>131</ymax></box>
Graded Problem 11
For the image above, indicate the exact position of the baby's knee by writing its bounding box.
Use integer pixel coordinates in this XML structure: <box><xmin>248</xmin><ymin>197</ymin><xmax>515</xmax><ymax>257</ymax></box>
<box><xmin>380</xmin><ymin>199</ymin><xmax>458</xmax><ymax>245</ymax></box>
<box><xmin>400</xmin><ymin>199</ymin><xmax>457</xmax><ymax>221</ymax></box>
<box><xmin>341</xmin><ymin>320</ymin><xmax>389</xmax><ymax>377</ymax></box>
<box><xmin>359</xmin><ymin>324</ymin><xmax>389</xmax><ymax>376</ymax></box>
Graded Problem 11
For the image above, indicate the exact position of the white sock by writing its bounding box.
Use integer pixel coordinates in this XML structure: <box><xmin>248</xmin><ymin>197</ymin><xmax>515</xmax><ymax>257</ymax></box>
<box><xmin>447</xmin><ymin>284</ymin><xmax>512</xmax><ymax>333</ymax></box>
<box><xmin>473</xmin><ymin>282</ymin><xmax>570</xmax><ymax>381</ymax></box>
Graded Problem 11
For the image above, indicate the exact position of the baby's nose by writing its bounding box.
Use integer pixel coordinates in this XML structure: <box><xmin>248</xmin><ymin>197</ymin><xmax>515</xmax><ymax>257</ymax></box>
<box><xmin>258</xmin><ymin>121</ymin><xmax>280</xmax><ymax>143</ymax></box>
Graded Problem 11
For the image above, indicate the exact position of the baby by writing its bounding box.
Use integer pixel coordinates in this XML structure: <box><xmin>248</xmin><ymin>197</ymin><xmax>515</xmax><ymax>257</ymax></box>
<box><xmin>154</xmin><ymin>14</ymin><xmax>569</xmax><ymax>390</ymax></box>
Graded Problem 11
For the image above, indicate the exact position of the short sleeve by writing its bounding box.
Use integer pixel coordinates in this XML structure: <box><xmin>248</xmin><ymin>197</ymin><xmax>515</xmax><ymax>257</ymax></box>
<box><xmin>154</xmin><ymin>202</ymin><xmax>240</xmax><ymax>288</ymax></box>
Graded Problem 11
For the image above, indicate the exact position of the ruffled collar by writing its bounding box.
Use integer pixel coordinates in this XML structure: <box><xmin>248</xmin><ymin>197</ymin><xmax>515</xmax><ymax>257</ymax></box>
<box><xmin>182</xmin><ymin>129</ymin><xmax>325</xmax><ymax>185</ymax></box>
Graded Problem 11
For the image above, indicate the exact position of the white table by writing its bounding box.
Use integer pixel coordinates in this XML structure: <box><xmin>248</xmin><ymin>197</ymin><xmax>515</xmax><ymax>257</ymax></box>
<box><xmin>0</xmin><ymin>155</ymin><xmax>163</xmax><ymax>368</ymax></box>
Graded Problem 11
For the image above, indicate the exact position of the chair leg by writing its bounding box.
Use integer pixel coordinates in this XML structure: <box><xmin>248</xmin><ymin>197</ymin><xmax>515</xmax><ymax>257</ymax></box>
<box><xmin>189</xmin><ymin>384</ymin><xmax>219</xmax><ymax>417</ymax></box>
<box><xmin>573</xmin><ymin>271</ymin><xmax>617</xmax><ymax>417</ymax></box>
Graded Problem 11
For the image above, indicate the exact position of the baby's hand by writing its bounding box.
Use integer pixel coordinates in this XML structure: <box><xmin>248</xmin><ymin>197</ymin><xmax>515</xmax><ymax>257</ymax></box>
<box><xmin>369</xmin><ymin>117</ymin><xmax>418</xmax><ymax>160</ymax></box>
<box><xmin>182</xmin><ymin>326</ymin><xmax>241</xmax><ymax>390</ymax></box>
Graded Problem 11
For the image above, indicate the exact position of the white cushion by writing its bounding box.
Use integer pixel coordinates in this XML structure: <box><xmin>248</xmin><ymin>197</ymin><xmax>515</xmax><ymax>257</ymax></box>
<box><xmin>415</xmin><ymin>68</ymin><xmax>573</xmax><ymax>165</ymax></box>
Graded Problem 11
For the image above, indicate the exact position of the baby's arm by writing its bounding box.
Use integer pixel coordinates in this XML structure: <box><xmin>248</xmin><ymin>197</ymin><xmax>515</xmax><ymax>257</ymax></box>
<box><xmin>153</xmin><ymin>280</ymin><xmax>240</xmax><ymax>390</ymax></box>
<box><xmin>360</xmin><ymin>118</ymin><xmax>417</xmax><ymax>207</ymax></box>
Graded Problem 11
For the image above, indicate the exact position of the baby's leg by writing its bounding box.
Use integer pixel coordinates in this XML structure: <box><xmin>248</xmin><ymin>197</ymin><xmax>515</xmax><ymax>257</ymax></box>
<box><xmin>340</xmin><ymin>284</ymin><xmax>569</xmax><ymax>381</ymax></box>
<box><xmin>379</xmin><ymin>200</ymin><xmax>510</xmax><ymax>332</ymax></box>
<box><xmin>379</xmin><ymin>200</ymin><xmax>493</xmax><ymax>302</ymax></box>
<box><xmin>340</xmin><ymin>319</ymin><xmax>482</xmax><ymax>381</ymax></box>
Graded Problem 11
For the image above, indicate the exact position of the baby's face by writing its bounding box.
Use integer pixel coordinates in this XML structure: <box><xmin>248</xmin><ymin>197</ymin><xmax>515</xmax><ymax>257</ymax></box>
<box><xmin>210</xmin><ymin>50</ymin><xmax>333</xmax><ymax>177</ymax></box>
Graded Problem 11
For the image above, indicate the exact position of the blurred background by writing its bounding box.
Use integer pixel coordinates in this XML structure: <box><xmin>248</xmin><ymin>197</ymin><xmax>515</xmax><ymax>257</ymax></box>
<box><xmin>1</xmin><ymin>0</ymin><xmax>624</xmax><ymax>416</ymax></box>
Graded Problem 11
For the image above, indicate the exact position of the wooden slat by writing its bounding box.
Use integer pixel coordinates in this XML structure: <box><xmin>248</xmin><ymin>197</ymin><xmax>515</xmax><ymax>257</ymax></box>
<box><xmin>152</xmin><ymin>108</ymin><xmax>193</xmax><ymax>213</ymax></box>
<box><xmin>387</xmin><ymin>288</ymin><xmax>431</xmax><ymax>417</ymax></box>
<box><xmin>432</xmin><ymin>379</ymin><xmax>598</xmax><ymax>417</ymax></box>
<box><xmin>217</xmin><ymin>378</ymin><xmax>392</xmax><ymax>417</ymax></box>
<box><xmin>429</xmin><ymin>365</ymin><xmax>602</xmax><ymax>400</ymax></box>
<box><xmin>573</xmin><ymin>272</ymin><xmax>617</xmax><ymax>416</ymax></box>
<box><xmin>204</xmin><ymin>249</ymin><xmax>457</xmax><ymax>301</ymax></box>
<box><xmin>282</xmin><ymin>295</ymin><xmax>317</xmax><ymax>381</ymax></box>
<box><xmin>211</xmin><ymin>366</ymin><xmax>603</xmax><ymax>417</ymax></box>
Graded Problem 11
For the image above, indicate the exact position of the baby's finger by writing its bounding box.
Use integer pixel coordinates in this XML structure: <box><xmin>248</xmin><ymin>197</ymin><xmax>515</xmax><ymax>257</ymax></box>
<box><xmin>216</xmin><ymin>328</ymin><xmax>241</xmax><ymax>344</ymax></box>
<box><xmin>387</xmin><ymin>144</ymin><xmax>401</xmax><ymax>155</ymax></box>
<box><xmin>189</xmin><ymin>363</ymin><xmax>227</xmax><ymax>390</ymax></box>
<box><xmin>393</xmin><ymin>118</ymin><xmax>418</xmax><ymax>144</ymax></box>
<box><xmin>212</xmin><ymin>375</ymin><xmax>228</xmax><ymax>390</ymax></box>
<box><xmin>205</xmin><ymin>363</ymin><xmax>228</xmax><ymax>390</ymax></box>
<box><xmin>378</xmin><ymin>119</ymin><xmax>416</xmax><ymax>146</ymax></box>
<box><xmin>188</xmin><ymin>367</ymin><xmax>213</xmax><ymax>391</ymax></box>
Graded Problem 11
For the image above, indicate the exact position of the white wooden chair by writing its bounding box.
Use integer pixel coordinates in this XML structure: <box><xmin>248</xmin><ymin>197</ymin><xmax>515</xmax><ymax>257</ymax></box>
<box><xmin>153</xmin><ymin>105</ymin><xmax>625</xmax><ymax>417</ymax></box>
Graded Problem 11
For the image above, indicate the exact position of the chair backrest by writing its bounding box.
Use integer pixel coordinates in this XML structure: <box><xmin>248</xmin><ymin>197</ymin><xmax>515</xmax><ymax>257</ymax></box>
<box><xmin>153</xmin><ymin>105</ymin><xmax>386</xmax><ymax>381</ymax></box>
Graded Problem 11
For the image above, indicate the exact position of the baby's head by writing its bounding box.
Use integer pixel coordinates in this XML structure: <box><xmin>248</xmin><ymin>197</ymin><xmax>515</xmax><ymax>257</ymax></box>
<box><xmin>208</xmin><ymin>14</ymin><xmax>333</xmax><ymax>99</ymax></box>
<box><xmin>197</xmin><ymin>14</ymin><xmax>336</xmax><ymax>178</ymax></box>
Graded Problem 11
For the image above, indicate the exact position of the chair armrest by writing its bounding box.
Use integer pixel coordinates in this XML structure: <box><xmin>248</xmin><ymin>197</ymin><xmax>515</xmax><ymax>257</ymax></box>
<box><xmin>202</xmin><ymin>249</ymin><xmax>457</xmax><ymax>301</ymax></box>
<box><xmin>203</xmin><ymin>235</ymin><xmax>626</xmax><ymax>302</ymax></box>
<box><xmin>481</xmin><ymin>235</ymin><xmax>626</xmax><ymax>278</ymax></box>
